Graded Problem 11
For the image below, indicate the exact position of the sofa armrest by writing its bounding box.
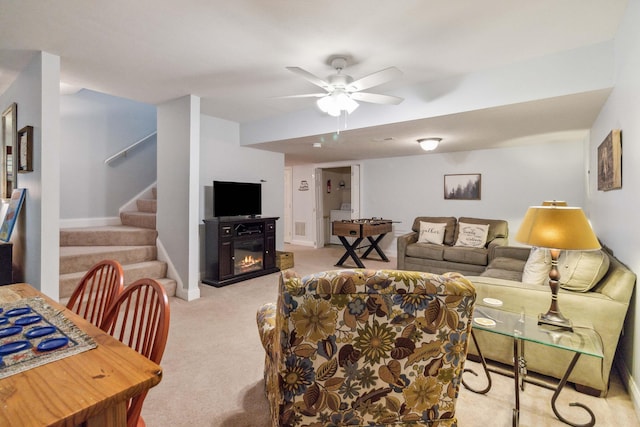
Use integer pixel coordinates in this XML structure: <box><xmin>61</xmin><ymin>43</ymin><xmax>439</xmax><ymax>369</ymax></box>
<box><xmin>487</xmin><ymin>237</ymin><xmax>510</xmax><ymax>261</ymax></box>
<box><xmin>592</xmin><ymin>255</ymin><xmax>637</xmax><ymax>304</ymax></box>
<box><xmin>397</xmin><ymin>231</ymin><xmax>418</xmax><ymax>269</ymax></box>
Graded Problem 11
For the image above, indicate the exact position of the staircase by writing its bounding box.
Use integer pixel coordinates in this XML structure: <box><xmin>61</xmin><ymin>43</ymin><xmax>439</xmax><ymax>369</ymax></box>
<box><xmin>59</xmin><ymin>188</ymin><xmax>177</xmax><ymax>300</ymax></box>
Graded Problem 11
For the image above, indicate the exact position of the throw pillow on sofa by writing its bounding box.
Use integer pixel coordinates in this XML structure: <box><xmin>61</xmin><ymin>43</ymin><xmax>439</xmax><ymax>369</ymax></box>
<box><xmin>454</xmin><ymin>222</ymin><xmax>489</xmax><ymax>248</ymax></box>
<box><xmin>418</xmin><ymin>221</ymin><xmax>447</xmax><ymax>245</ymax></box>
<box><xmin>558</xmin><ymin>249</ymin><xmax>610</xmax><ymax>292</ymax></box>
<box><xmin>522</xmin><ymin>247</ymin><xmax>552</xmax><ymax>286</ymax></box>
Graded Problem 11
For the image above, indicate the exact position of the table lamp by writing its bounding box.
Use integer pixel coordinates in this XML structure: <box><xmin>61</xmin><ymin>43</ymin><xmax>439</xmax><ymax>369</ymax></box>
<box><xmin>515</xmin><ymin>204</ymin><xmax>600</xmax><ymax>331</ymax></box>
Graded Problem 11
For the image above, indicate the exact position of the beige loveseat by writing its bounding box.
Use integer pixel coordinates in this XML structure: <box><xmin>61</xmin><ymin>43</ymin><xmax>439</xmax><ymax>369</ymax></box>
<box><xmin>467</xmin><ymin>245</ymin><xmax>636</xmax><ymax>396</ymax></box>
<box><xmin>397</xmin><ymin>216</ymin><xmax>509</xmax><ymax>276</ymax></box>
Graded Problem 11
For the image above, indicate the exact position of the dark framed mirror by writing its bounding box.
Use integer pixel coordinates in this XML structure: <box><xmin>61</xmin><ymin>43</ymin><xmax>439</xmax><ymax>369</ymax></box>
<box><xmin>1</xmin><ymin>103</ymin><xmax>17</xmax><ymax>199</ymax></box>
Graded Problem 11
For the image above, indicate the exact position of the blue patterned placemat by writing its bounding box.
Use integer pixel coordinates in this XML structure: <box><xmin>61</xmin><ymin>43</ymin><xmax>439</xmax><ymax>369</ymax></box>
<box><xmin>0</xmin><ymin>297</ymin><xmax>97</xmax><ymax>379</ymax></box>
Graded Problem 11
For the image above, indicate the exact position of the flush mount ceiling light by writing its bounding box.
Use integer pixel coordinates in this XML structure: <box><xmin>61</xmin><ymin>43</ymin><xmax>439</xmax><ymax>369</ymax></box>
<box><xmin>417</xmin><ymin>138</ymin><xmax>441</xmax><ymax>151</ymax></box>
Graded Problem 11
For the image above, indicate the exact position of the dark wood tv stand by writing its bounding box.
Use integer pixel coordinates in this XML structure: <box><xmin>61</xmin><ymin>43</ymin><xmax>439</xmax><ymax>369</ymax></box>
<box><xmin>202</xmin><ymin>216</ymin><xmax>279</xmax><ymax>287</ymax></box>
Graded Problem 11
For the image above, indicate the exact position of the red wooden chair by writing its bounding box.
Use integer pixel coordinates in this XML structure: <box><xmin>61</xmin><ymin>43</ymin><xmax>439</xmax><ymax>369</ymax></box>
<box><xmin>66</xmin><ymin>259</ymin><xmax>124</xmax><ymax>327</ymax></box>
<box><xmin>100</xmin><ymin>278</ymin><xmax>170</xmax><ymax>427</ymax></box>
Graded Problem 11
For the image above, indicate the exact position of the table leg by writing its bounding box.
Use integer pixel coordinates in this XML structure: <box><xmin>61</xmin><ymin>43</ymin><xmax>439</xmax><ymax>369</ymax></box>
<box><xmin>518</xmin><ymin>338</ymin><xmax>527</xmax><ymax>392</ymax></box>
<box><xmin>551</xmin><ymin>353</ymin><xmax>596</xmax><ymax>427</ymax></box>
<box><xmin>462</xmin><ymin>329</ymin><xmax>492</xmax><ymax>394</ymax></box>
<box><xmin>335</xmin><ymin>236</ymin><xmax>365</xmax><ymax>268</ymax></box>
<box><xmin>512</xmin><ymin>338</ymin><xmax>520</xmax><ymax>427</ymax></box>
<box><xmin>361</xmin><ymin>234</ymin><xmax>390</xmax><ymax>262</ymax></box>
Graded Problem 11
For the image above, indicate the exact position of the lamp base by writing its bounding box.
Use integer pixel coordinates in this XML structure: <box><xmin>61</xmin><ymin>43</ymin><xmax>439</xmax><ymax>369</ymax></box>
<box><xmin>538</xmin><ymin>312</ymin><xmax>573</xmax><ymax>332</ymax></box>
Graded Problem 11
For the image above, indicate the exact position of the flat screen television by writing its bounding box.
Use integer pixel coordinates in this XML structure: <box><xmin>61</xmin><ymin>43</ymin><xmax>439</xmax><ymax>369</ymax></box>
<box><xmin>213</xmin><ymin>180</ymin><xmax>262</xmax><ymax>217</ymax></box>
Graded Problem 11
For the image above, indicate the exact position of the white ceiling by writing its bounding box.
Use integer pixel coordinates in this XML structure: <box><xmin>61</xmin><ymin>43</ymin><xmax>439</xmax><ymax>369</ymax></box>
<box><xmin>0</xmin><ymin>0</ymin><xmax>629</xmax><ymax>164</ymax></box>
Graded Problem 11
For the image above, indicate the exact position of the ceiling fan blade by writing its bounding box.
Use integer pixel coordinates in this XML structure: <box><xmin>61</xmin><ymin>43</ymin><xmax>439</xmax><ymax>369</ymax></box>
<box><xmin>286</xmin><ymin>67</ymin><xmax>331</xmax><ymax>89</ymax></box>
<box><xmin>347</xmin><ymin>67</ymin><xmax>403</xmax><ymax>92</ymax></box>
<box><xmin>274</xmin><ymin>93</ymin><xmax>327</xmax><ymax>99</ymax></box>
<box><xmin>350</xmin><ymin>92</ymin><xmax>404</xmax><ymax>105</ymax></box>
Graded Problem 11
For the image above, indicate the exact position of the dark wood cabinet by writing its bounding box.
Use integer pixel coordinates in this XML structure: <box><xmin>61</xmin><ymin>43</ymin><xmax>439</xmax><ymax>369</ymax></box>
<box><xmin>0</xmin><ymin>242</ymin><xmax>13</xmax><ymax>285</ymax></box>
<box><xmin>203</xmin><ymin>217</ymin><xmax>279</xmax><ymax>287</ymax></box>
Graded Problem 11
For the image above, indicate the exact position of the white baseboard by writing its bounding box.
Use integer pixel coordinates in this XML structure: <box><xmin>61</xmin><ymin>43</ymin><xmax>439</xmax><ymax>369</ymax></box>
<box><xmin>288</xmin><ymin>240</ymin><xmax>315</xmax><ymax>247</ymax></box>
<box><xmin>616</xmin><ymin>358</ymin><xmax>640</xmax><ymax>422</ymax></box>
<box><xmin>156</xmin><ymin>238</ymin><xmax>200</xmax><ymax>301</ymax></box>
<box><xmin>60</xmin><ymin>217</ymin><xmax>121</xmax><ymax>228</ymax></box>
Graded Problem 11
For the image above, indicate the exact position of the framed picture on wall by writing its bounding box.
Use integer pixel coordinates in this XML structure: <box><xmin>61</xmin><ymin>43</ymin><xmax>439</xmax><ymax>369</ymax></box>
<box><xmin>444</xmin><ymin>174</ymin><xmax>481</xmax><ymax>200</ymax></box>
<box><xmin>597</xmin><ymin>129</ymin><xmax>622</xmax><ymax>191</ymax></box>
<box><xmin>17</xmin><ymin>125</ymin><xmax>33</xmax><ymax>173</ymax></box>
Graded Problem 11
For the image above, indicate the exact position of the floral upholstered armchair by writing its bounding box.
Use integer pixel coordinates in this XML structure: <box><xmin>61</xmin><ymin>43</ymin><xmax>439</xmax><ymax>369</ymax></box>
<box><xmin>256</xmin><ymin>269</ymin><xmax>476</xmax><ymax>427</ymax></box>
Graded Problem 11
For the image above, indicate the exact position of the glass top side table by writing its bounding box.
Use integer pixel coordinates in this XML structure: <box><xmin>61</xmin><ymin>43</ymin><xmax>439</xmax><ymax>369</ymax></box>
<box><xmin>463</xmin><ymin>304</ymin><xmax>604</xmax><ymax>427</ymax></box>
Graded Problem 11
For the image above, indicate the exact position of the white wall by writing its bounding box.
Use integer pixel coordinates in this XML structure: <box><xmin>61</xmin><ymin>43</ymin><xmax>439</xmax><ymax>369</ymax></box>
<box><xmin>589</xmin><ymin>0</ymin><xmax>640</xmax><ymax>412</ymax></box>
<box><xmin>365</xmin><ymin>139</ymin><xmax>587</xmax><ymax>250</ymax></box>
<box><xmin>0</xmin><ymin>52</ymin><xmax>60</xmax><ymax>297</ymax></box>
<box><xmin>199</xmin><ymin>114</ymin><xmax>285</xmax><ymax>270</ymax></box>
<box><xmin>60</xmin><ymin>90</ymin><xmax>156</xmax><ymax>221</ymax></box>
<box><xmin>157</xmin><ymin>95</ymin><xmax>201</xmax><ymax>301</ymax></box>
<box><xmin>290</xmin><ymin>139</ymin><xmax>587</xmax><ymax>253</ymax></box>
<box><xmin>290</xmin><ymin>164</ymin><xmax>317</xmax><ymax>246</ymax></box>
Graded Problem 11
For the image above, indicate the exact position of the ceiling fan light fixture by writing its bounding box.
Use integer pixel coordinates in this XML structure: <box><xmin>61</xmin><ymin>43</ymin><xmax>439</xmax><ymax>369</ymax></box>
<box><xmin>418</xmin><ymin>138</ymin><xmax>441</xmax><ymax>151</ymax></box>
<box><xmin>316</xmin><ymin>90</ymin><xmax>359</xmax><ymax>117</ymax></box>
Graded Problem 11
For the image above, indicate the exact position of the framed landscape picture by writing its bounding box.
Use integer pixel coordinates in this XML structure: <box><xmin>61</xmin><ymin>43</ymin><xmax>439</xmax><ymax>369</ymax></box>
<box><xmin>444</xmin><ymin>174</ymin><xmax>481</xmax><ymax>200</ymax></box>
<box><xmin>597</xmin><ymin>129</ymin><xmax>622</xmax><ymax>191</ymax></box>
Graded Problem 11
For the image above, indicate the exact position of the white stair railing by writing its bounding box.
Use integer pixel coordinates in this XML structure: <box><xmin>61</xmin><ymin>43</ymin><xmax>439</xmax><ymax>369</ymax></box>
<box><xmin>104</xmin><ymin>131</ymin><xmax>157</xmax><ymax>164</ymax></box>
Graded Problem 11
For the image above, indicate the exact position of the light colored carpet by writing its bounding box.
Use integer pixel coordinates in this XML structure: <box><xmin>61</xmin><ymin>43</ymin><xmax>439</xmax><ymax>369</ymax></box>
<box><xmin>141</xmin><ymin>244</ymin><xmax>639</xmax><ymax>426</ymax></box>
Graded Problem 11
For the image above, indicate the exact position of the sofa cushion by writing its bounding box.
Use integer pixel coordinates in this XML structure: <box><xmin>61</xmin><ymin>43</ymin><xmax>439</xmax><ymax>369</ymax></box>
<box><xmin>406</xmin><ymin>242</ymin><xmax>445</xmax><ymax>260</ymax></box>
<box><xmin>418</xmin><ymin>221</ymin><xmax>446</xmax><ymax>245</ymax></box>
<box><xmin>522</xmin><ymin>247</ymin><xmax>552</xmax><ymax>286</ymax></box>
<box><xmin>487</xmin><ymin>256</ymin><xmax>527</xmax><ymax>272</ymax></box>
<box><xmin>480</xmin><ymin>267</ymin><xmax>523</xmax><ymax>281</ymax></box>
<box><xmin>443</xmin><ymin>246</ymin><xmax>488</xmax><ymax>266</ymax></box>
<box><xmin>559</xmin><ymin>250</ymin><xmax>610</xmax><ymax>292</ymax></box>
<box><xmin>412</xmin><ymin>216</ymin><xmax>457</xmax><ymax>245</ymax></box>
<box><xmin>455</xmin><ymin>222</ymin><xmax>489</xmax><ymax>248</ymax></box>
<box><xmin>457</xmin><ymin>217</ymin><xmax>508</xmax><ymax>244</ymax></box>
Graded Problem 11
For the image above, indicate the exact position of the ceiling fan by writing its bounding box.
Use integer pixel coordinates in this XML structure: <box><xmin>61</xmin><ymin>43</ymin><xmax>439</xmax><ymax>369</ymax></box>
<box><xmin>283</xmin><ymin>57</ymin><xmax>404</xmax><ymax>117</ymax></box>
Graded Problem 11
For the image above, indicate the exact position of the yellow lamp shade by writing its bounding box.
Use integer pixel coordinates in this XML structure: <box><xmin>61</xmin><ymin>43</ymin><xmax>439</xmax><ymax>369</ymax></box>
<box><xmin>515</xmin><ymin>206</ymin><xmax>600</xmax><ymax>251</ymax></box>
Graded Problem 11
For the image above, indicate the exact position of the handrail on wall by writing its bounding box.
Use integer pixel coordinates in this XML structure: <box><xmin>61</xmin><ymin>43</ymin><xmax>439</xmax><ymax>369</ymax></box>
<box><xmin>104</xmin><ymin>131</ymin><xmax>157</xmax><ymax>165</ymax></box>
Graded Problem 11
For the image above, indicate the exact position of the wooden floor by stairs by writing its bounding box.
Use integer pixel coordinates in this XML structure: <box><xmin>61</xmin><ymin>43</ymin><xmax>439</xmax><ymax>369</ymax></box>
<box><xmin>59</xmin><ymin>190</ymin><xmax>177</xmax><ymax>300</ymax></box>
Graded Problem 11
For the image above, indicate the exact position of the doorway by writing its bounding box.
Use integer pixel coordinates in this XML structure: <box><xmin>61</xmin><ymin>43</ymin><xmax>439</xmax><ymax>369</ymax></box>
<box><xmin>314</xmin><ymin>165</ymin><xmax>360</xmax><ymax>248</ymax></box>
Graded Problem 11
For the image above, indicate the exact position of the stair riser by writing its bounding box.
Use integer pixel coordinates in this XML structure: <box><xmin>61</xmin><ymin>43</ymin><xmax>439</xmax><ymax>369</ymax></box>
<box><xmin>60</xmin><ymin>261</ymin><xmax>169</xmax><ymax>299</ymax></box>
<box><xmin>155</xmin><ymin>278</ymin><xmax>177</xmax><ymax>298</ymax></box>
<box><xmin>120</xmin><ymin>212</ymin><xmax>156</xmax><ymax>229</ymax></box>
<box><xmin>60</xmin><ymin>246</ymin><xmax>157</xmax><ymax>275</ymax></box>
<box><xmin>61</xmin><ymin>229</ymin><xmax>157</xmax><ymax>246</ymax></box>
<box><xmin>60</xmin><ymin>277</ymin><xmax>177</xmax><ymax>300</ymax></box>
<box><xmin>123</xmin><ymin>263</ymin><xmax>168</xmax><ymax>284</ymax></box>
<box><xmin>136</xmin><ymin>199</ymin><xmax>157</xmax><ymax>213</ymax></box>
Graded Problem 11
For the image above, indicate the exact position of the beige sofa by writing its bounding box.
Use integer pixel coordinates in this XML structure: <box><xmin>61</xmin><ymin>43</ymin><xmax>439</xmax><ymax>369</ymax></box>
<box><xmin>466</xmin><ymin>245</ymin><xmax>636</xmax><ymax>396</ymax></box>
<box><xmin>397</xmin><ymin>216</ymin><xmax>509</xmax><ymax>276</ymax></box>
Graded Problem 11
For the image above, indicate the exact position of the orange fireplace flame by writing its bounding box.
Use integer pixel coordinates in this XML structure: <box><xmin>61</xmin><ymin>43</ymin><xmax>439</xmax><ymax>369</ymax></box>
<box><xmin>239</xmin><ymin>255</ymin><xmax>262</xmax><ymax>268</ymax></box>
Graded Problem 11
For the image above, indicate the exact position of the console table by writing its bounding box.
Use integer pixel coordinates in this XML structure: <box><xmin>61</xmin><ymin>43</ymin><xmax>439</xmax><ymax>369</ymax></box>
<box><xmin>463</xmin><ymin>304</ymin><xmax>603</xmax><ymax>427</ymax></box>
<box><xmin>202</xmin><ymin>217</ymin><xmax>279</xmax><ymax>287</ymax></box>
<box><xmin>332</xmin><ymin>219</ymin><xmax>393</xmax><ymax>268</ymax></box>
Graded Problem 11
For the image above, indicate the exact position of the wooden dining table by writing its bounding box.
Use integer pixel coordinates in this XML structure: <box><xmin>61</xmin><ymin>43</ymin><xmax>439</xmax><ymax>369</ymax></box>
<box><xmin>0</xmin><ymin>283</ymin><xmax>163</xmax><ymax>427</ymax></box>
